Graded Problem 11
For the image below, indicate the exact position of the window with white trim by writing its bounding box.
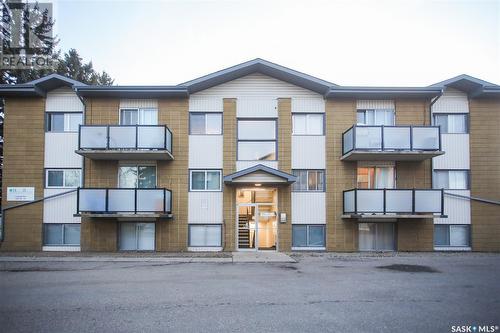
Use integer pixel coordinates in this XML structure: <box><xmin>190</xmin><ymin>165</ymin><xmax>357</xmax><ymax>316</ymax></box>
<box><xmin>189</xmin><ymin>113</ymin><xmax>222</xmax><ymax>135</ymax></box>
<box><xmin>292</xmin><ymin>225</ymin><xmax>325</xmax><ymax>247</ymax></box>
<box><xmin>190</xmin><ymin>170</ymin><xmax>222</xmax><ymax>191</ymax></box>
<box><xmin>357</xmin><ymin>109</ymin><xmax>394</xmax><ymax>126</ymax></box>
<box><xmin>434</xmin><ymin>224</ymin><xmax>470</xmax><ymax>247</ymax></box>
<box><xmin>120</xmin><ymin>108</ymin><xmax>158</xmax><ymax>125</ymax></box>
<box><xmin>43</xmin><ymin>224</ymin><xmax>80</xmax><ymax>246</ymax></box>
<box><xmin>292</xmin><ymin>170</ymin><xmax>325</xmax><ymax>191</ymax></box>
<box><xmin>433</xmin><ymin>170</ymin><xmax>469</xmax><ymax>190</ymax></box>
<box><xmin>189</xmin><ymin>225</ymin><xmax>222</xmax><ymax>247</ymax></box>
<box><xmin>46</xmin><ymin>169</ymin><xmax>82</xmax><ymax>188</ymax></box>
<box><xmin>292</xmin><ymin>114</ymin><xmax>324</xmax><ymax>135</ymax></box>
<box><xmin>433</xmin><ymin>114</ymin><xmax>468</xmax><ymax>134</ymax></box>
<box><xmin>46</xmin><ymin>112</ymin><xmax>82</xmax><ymax>132</ymax></box>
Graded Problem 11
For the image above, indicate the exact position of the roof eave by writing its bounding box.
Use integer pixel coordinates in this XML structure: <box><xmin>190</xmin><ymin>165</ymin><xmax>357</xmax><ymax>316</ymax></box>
<box><xmin>325</xmin><ymin>88</ymin><xmax>442</xmax><ymax>99</ymax></box>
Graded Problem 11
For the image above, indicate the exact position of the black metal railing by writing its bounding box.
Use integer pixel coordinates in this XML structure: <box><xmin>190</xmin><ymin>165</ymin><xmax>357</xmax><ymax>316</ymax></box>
<box><xmin>342</xmin><ymin>125</ymin><xmax>442</xmax><ymax>155</ymax></box>
<box><xmin>343</xmin><ymin>188</ymin><xmax>444</xmax><ymax>215</ymax></box>
<box><xmin>77</xmin><ymin>188</ymin><xmax>172</xmax><ymax>214</ymax></box>
<box><xmin>78</xmin><ymin>125</ymin><xmax>173</xmax><ymax>154</ymax></box>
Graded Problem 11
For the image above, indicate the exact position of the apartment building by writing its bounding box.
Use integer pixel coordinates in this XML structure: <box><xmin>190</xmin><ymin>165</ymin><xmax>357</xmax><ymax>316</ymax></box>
<box><xmin>1</xmin><ymin>59</ymin><xmax>499</xmax><ymax>253</ymax></box>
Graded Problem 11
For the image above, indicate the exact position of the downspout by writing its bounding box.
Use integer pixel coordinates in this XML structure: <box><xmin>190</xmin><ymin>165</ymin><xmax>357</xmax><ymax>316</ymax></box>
<box><xmin>74</xmin><ymin>87</ymin><xmax>87</xmax><ymax>189</ymax></box>
<box><xmin>429</xmin><ymin>89</ymin><xmax>444</xmax><ymax>190</ymax></box>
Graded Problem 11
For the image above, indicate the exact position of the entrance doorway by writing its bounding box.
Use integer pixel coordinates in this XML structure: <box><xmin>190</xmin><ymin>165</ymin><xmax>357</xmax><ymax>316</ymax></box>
<box><xmin>236</xmin><ymin>188</ymin><xmax>278</xmax><ymax>251</ymax></box>
<box><xmin>358</xmin><ymin>223</ymin><xmax>395</xmax><ymax>251</ymax></box>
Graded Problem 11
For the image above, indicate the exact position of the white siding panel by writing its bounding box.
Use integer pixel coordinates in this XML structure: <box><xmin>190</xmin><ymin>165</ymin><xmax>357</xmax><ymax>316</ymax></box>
<box><xmin>119</xmin><ymin>99</ymin><xmax>158</xmax><ymax>108</ymax></box>
<box><xmin>237</xmin><ymin>97</ymin><xmax>277</xmax><ymax>118</ymax></box>
<box><xmin>433</xmin><ymin>88</ymin><xmax>469</xmax><ymax>113</ymax></box>
<box><xmin>435</xmin><ymin>190</ymin><xmax>471</xmax><ymax>225</ymax></box>
<box><xmin>44</xmin><ymin>133</ymin><xmax>82</xmax><ymax>168</ymax></box>
<box><xmin>292</xmin><ymin>192</ymin><xmax>326</xmax><ymax>224</ymax></box>
<box><xmin>236</xmin><ymin>161</ymin><xmax>278</xmax><ymax>171</ymax></box>
<box><xmin>192</xmin><ymin>73</ymin><xmax>321</xmax><ymax>98</ymax></box>
<box><xmin>188</xmin><ymin>192</ymin><xmax>223</xmax><ymax>223</ymax></box>
<box><xmin>357</xmin><ymin>100</ymin><xmax>394</xmax><ymax>110</ymax></box>
<box><xmin>43</xmin><ymin>189</ymin><xmax>81</xmax><ymax>224</ymax></box>
<box><xmin>291</xmin><ymin>98</ymin><xmax>325</xmax><ymax>113</ymax></box>
<box><xmin>189</xmin><ymin>96</ymin><xmax>223</xmax><ymax>112</ymax></box>
<box><xmin>433</xmin><ymin>134</ymin><xmax>470</xmax><ymax>169</ymax></box>
<box><xmin>189</xmin><ymin>135</ymin><xmax>223</xmax><ymax>168</ymax></box>
<box><xmin>45</xmin><ymin>88</ymin><xmax>83</xmax><ymax>112</ymax></box>
<box><xmin>292</xmin><ymin>136</ymin><xmax>325</xmax><ymax>169</ymax></box>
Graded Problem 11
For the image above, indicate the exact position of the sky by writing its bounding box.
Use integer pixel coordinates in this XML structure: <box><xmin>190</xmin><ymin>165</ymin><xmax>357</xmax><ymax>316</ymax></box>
<box><xmin>53</xmin><ymin>0</ymin><xmax>500</xmax><ymax>86</ymax></box>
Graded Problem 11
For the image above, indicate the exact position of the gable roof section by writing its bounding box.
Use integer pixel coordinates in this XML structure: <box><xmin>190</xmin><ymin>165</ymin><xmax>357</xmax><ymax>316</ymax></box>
<box><xmin>430</xmin><ymin>74</ymin><xmax>500</xmax><ymax>97</ymax></box>
<box><xmin>0</xmin><ymin>74</ymin><xmax>86</xmax><ymax>97</ymax></box>
<box><xmin>223</xmin><ymin>164</ymin><xmax>297</xmax><ymax>185</ymax></box>
<box><xmin>180</xmin><ymin>58</ymin><xmax>337</xmax><ymax>95</ymax></box>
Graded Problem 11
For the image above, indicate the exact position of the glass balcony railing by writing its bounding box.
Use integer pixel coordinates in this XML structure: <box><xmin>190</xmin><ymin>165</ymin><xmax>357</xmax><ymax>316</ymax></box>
<box><xmin>343</xmin><ymin>188</ymin><xmax>444</xmax><ymax>216</ymax></box>
<box><xmin>78</xmin><ymin>125</ymin><xmax>173</xmax><ymax>154</ymax></box>
<box><xmin>342</xmin><ymin>125</ymin><xmax>442</xmax><ymax>157</ymax></box>
<box><xmin>77</xmin><ymin>188</ymin><xmax>172</xmax><ymax>215</ymax></box>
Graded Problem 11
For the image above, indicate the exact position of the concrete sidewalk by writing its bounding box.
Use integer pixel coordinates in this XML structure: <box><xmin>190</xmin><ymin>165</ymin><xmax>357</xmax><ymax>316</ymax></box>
<box><xmin>0</xmin><ymin>251</ymin><xmax>296</xmax><ymax>263</ymax></box>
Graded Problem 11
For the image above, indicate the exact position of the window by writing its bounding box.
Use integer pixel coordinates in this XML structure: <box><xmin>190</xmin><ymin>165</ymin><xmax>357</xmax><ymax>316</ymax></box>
<box><xmin>433</xmin><ymin>114</ymin><xmax>469</xmax><ymax>134</ymax></box>
<box><xmin>46</xmin><ymin>112</ymin><xmax>82</xmax><ymax>132</ymax></box>
<box><xmin>292</xmin><ymin>114</ymin><xmax>324</xmax><ymax>135</ymax></box>
<box><xmin>190</xmin><ymin>170</ymin><xmax>222</xmax><ymax>191</ymax></box>
<box><xmin>44</xmin><ymin>224</ymin><xmax>80</xmax><ymax>246</ymax></box>
<box><xmin>357</xmin><ymin>167</ymin><xmax>395</xmax><ymax>189</ymax></box>
<box><xmin>189</xmin><ymin>113</ymin><xmax>222</xmax><ymax>135</ymax></box>
<box><xmin>120</xmin><ymin>108</ymin><xmax>158</xmax><ymax>125</ymax></box>
<box><xmin>433</xmin><ymin>170</ymin><xmax>469</xmax><ymax>190</ymax></box>
<box><xmin>357</xmin><ymin>109</ymin><xmax>394</xmax><ymax>126</ymax></box>
<box><xmin>292</xmin><ymin>170</ymin><xmax>325</xmax><ymax>191</ymax></box>
<box><xmin>46</xmin><ymin>169</ymin><xmax>82</xmax><ymax>188</ymax></box>
<box><xmin>237</xmin><ymin>119</ymin><xmax>277</xmax><ymax>160</ymax></box>
<box><xmin>119</xmin><ymin>223</ymin><xmax>155</xmax><ymax>250</ymax></box>
<box><xmin>358</xmin><ymin>223</ymin><xmax>395</xmax><ymax>251</ymax></box>
<box><xmin>292</xmin><ymin>225</ymin><xmax>325</xmax><ymax>248</ymax></box>
<box><xmin>118</xmin><ymin>165</ymin><xmax>156</xmax><ymax>188</ymax></box>
<box><xmin>189</xmin><ymin>225</ymin><xmax>222</xmax><ymax>247</ymax></box>
<box><xmin>434</xmin><ymin>225</ymin><xmax>470</xmax><ymax>247</ymax></box>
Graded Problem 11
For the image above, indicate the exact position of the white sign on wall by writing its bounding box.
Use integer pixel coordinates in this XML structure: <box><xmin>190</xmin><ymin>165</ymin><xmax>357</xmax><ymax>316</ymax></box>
<box><xmin>7</xmin><ymin>187</ymin><xmax>35</xmax><ymax>202</ymax></box>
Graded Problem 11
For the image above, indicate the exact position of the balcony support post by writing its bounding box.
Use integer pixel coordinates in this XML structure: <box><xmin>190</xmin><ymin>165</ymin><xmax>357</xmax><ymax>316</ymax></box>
<box><xmin>383</xmin><ymin>189</ymin><xmax>386</xmax><ymax>214</ymax></box>
<box><xmin>412</xmin><ymin>189</ymin><xmax>416</xmax><ymax>214</ymax></box>
<box><xmin>354</xmin><ymin>189</ymin><xmax>358</xmax><ymax>215</ymax></box>
<box><xmin>134</xmin><ymin>189</ymin><xmax>138</xmax><ymax>214</ymax></box>
<box><xmin>410</xmin><ymin>126</ymin><xmax>413</xmax><ymax>151</ymax></box>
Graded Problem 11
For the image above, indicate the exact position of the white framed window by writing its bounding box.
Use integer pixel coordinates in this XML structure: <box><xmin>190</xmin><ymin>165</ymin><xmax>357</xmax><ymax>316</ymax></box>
<box><xmin>292</xmin><ymin>170</ymin><xmax>325</xmax><ymax>191</ymax></box>
<box><xmin>434</xmin><ymin>224</ymin><xmax>470</xmax><ymax>247</ymax></box>
<box><xmin>433</xmin><ymin>170</ymin><xmax>469</xmax><ymax>190</ymax></box>
<box><xmin>46</xmin><ymin>112</ymin><xmax>82</xmax><ymax>132</ymax></box>
<box><xmin>357</xmin><ymin>109</ymin><xmax>395</xmax><ymax>126</ymax></box>
<box><xmin>292</xmin><ymin>114</ymin><xmax>324</xmax><ymax>135</ymax></box>
<box><xmin>119</xmin><ymin>223</ymin><xmax>155</xmax><ymax>251</ymax></box>
<box><xmin>433</xmin><ymin>114</ymin><xmax>468</xmax><ymax>134</ymax></box>
<box><xmin>292</xmin><ymin>225</ymin><xmax>325</xmax><ymax>247</ymax></box>
<box><xmin>189</xmin><ymin>113</ymin><xmax>222</xmax><ymax>135</ymax></box>
<box><xmin>190</xmin><ymin>170</ymin><xmax>222</xmax><ymax>191</ymax></box>
<box><xmin>237</xmin><ymin>119</ymin><xmax>277</xmax><ymax>161</ymax></box>
<box><xmin>46</xmin><ymin>169</ymin><xmax>82</xmax><ymax>188</ymax></box>
<box><xmin>118</xmin><ymin>165</ymin><xmax>157</xmax><ymax>188</ymax></box>
<box><xmin>120</xmin><ymin>108</ymin><xmax>158</xmax><ymax>125</ymax></box>
<box><xmin>43</xmin><ymin>224</ymin><xmax>80</xmax><ymax>246</ymax></box>
<box><xmin>189</xmin><ymin>225</ymin><xmax>222</xmax><ymax>247</ymax></box>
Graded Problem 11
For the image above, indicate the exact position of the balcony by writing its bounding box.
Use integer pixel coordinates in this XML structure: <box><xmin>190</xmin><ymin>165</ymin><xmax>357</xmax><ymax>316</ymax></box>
<box><xmin>341</xmin><ymin>125</ymin><xmax>444</xmax><ymax>161</ymax></box>
<box><xmin>77</xmin><ymin>188</ymin><xmax>173</xmax><ymax>219</ymax></box>
<box><xmin>342</xmin><ymin>188</ymin><xmax>445</xmax><ymax>219</ymax></box>
<box><xmin>76</xmin><ymin>125</ymin><xmax>173</xmax><ymax>160</ymax></box>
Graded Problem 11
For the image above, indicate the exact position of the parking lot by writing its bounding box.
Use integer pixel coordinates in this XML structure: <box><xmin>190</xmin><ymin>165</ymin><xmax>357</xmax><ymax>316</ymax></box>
<box><xmin>0</xmin><ymin>252</ymin><xmax>499</xmax><ymax>332</ymax></box>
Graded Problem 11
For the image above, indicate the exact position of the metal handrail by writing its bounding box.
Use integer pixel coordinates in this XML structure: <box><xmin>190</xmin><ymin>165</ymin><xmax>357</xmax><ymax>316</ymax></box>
<box><xmin>77</xmin><ymin>187</ymin><xmax>173</xmax><ymax>214</ymax></box>
<box><xmin>342</xmin><ymin>124</ymin><xmax>442</xmax><ymax>155</ymax></box>
<box><xmin>343</xmin><ymin>188</ymin><xmax>445</xmax><ymax>215</ymax></box>
<box><xmin>78</xmin><ymin>124</ymin><xmax>173</xmax><ymax>153</ymax></box>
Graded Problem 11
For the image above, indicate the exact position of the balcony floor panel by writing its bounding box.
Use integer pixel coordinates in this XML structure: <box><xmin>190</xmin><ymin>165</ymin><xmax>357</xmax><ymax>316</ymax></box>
<box><xmin>341</xmin><ymin>150</ymin><xmax>444</xmax><ymax>161</ymax></box>
<box><xmin>75</xmin><ymin>150</ymin><xmax>174</xmax><ymax>160</ymax></box>
<box><xmin>78</xmin><ymin>213</ymin><xmax>173</xmax><ymax>220</ymax></box>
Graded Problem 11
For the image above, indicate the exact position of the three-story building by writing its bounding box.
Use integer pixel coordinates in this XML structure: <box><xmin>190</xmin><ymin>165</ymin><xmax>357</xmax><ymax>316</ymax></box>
<box><xmin>1</xmin><ymin>59</ymin><xmax>499</xmax><ymax>252</ymax></box>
